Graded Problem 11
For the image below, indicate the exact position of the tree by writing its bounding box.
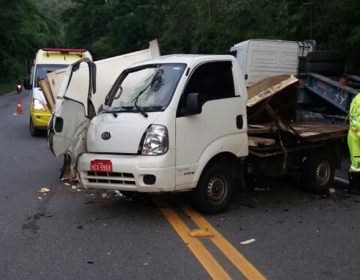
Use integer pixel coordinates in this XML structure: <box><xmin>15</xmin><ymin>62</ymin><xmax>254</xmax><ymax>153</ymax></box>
<box><xmin>0</xmin><ymin>0</ymin><xmax>60</xmax><ymax>81</ymax></box>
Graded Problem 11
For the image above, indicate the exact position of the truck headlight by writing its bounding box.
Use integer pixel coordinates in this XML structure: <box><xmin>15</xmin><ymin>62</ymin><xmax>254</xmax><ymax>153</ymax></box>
<box><xmin>33</xmin><ymin>99</ymin><xmax>46</xmax><ymax>111</ymax></box>
<box><xmin>141</xmin><ymin>125</ymin><xmax>168</xmax><ymax>156</ymax></box>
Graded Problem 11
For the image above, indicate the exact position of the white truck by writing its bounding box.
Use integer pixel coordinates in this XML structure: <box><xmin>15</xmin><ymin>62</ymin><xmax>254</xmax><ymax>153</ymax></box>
<box><xmin>230</xmin><ymin>39</ymin><xmax>314</xmax><ymax>86</ymax></box>
<box><xmin>49</xmin><ymin>54</ymin><xmax>347</xmax><ymax>214</ymax></box>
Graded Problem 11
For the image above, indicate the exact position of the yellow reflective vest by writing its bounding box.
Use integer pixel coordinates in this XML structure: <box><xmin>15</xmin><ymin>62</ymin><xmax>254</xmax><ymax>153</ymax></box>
<box><xmin>349</xmin><ymin>93</ymin><xmax>360</xmax><ymax>135</ymax></box>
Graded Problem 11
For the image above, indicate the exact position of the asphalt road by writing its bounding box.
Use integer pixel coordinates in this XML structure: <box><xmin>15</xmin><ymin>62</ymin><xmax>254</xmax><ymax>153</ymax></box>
<box><xmin>1</xmin><ymin>91</ymin><xmax>360</xmax><ymax>280</ymax></box>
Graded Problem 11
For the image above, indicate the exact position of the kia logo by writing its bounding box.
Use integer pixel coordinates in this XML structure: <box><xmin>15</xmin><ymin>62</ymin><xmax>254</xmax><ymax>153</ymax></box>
<box><xmin>101</xmin><ymin>131</ymin><xmax>111</xmax><ymax>140</ymax></box>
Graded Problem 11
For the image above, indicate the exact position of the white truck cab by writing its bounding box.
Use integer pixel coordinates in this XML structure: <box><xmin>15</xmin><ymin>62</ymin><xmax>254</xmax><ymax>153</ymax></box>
<box><xmin>49</xmin><ymin>54</ymin><xmax>248</xmax><ymax>213</ymax></box>
<box><xmin>230</xmin><ymin>39</ymin><xmax>314</xmax><ymax>86</ymax></box>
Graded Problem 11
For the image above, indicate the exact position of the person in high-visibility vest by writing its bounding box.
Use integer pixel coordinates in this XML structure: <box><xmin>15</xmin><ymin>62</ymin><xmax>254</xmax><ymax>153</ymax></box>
<box><xmin>348</xmin><ymin>92</ymin><xmax>360</xmax><ymax>194</ymax></box>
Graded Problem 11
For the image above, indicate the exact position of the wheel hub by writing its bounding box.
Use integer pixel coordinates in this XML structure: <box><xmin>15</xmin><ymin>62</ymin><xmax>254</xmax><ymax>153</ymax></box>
<box><xmin>316</xmin><ymin>160</ymin><xmax>331</xmax><ymax>186</ymax></box>
<box><xmin>207</xmin><ymin>176</ymin><xmax>227</xmax><ymax>202</ymax></box>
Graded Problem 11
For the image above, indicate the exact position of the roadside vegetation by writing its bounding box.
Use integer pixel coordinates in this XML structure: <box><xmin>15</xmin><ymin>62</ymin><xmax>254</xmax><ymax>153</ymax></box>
<box><xmin>1</xmin><ymin>0</ymin><xmax>359</xmax><ymax>92</ymax></box>
<box><xmin>0</xmin><ymin>81</ymin><xmax>16</xmax><ymax>95</ymax></box>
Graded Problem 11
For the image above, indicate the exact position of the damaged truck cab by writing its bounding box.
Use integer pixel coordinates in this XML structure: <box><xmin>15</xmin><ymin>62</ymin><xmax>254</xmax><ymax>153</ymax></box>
<box><xmin>49</xmin><ymin>54</ymin><xmax>248</xmax><ymax>214</ymax></box>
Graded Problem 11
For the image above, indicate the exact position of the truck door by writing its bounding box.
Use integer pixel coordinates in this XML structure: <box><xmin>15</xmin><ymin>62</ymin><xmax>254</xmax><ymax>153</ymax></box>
<box><xmin>175</xmin><ymin>61</ymin><xmax>248</xmax><ymax>189</ymax></box>
<box><xmin>48</xmin><ymin>59</ymin><xmax>96</xmax><ymax>171</ymax></box>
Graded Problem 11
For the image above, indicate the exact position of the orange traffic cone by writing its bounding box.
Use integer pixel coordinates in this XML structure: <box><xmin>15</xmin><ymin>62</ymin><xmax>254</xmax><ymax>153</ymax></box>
<box><xmin>16</xmin><ymin>98</ymin><xmax>23</xmax><ymax>114</ymax></box>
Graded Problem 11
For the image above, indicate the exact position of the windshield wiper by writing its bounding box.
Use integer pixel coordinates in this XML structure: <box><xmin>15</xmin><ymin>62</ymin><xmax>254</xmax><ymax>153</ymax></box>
<box><xmin>133</xmin><ymin>84</ymin><xmax>151</xmax><ymax>118</ymax></box>
<box><xmin>134</xmin><ymin>104</ymin><xmax>148</xmax><ymax>118</ymax></box>
<box><xmin>143</xmin><ymin>105</ymin><xmax>165</xmax><ymax>111</ymax></box>
<box><xmin>107</xmin><ymin>105</ymin><xmax>148</xmax><ymax>117</ymax></box>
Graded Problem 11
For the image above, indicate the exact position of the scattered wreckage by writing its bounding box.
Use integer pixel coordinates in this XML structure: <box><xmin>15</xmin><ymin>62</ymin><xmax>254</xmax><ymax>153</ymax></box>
<box><xmin>42</xmin><ymin>45</ymin><xmax>347</xmax><ymax>213</ymax></box>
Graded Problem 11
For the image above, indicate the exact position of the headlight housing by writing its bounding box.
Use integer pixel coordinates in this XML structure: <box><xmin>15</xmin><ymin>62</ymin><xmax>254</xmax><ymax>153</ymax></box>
<box><xmin>32</xmin><ymin>99</ymin><xmax>46</xmax><ymax>111</ymax></box>
<box><xmin>141</xmin><ymin>125</ymin><xmax>168</xmax><ymax>156</ymax></box>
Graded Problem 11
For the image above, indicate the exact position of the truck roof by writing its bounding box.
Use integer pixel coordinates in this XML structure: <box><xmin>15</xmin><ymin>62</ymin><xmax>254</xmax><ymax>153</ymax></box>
<box><xmin>34</xmin><ymin>48</ymin><xmax>92</xmax><ymax>65</ymax></box>
<box><xmin>130</xmin><ymin>54</ymin><xmax>236</xmax><ymax>68</ymax></box>
<box><xmin>230</xmin><ymin>39</ymin><xmax>299</xmax><ymax>50</ymax></box>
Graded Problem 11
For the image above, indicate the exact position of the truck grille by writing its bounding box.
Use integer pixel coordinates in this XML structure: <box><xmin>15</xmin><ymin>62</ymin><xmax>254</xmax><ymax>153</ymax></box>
<box><xmin>85</xmin><ymin>171</ymin><xmax>136</xmax><ymax>185</ymax></box>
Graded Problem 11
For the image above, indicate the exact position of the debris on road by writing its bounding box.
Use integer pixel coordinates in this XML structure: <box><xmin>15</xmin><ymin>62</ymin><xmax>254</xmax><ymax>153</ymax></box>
<box><xmin>39</xmin><ymin>187</ymin><xmax>50</xmax><ymax>194</ymax></box>
<box><xmin>101</xmin><ymin>193</ymin><xmax>108</xmax><ymax>199</ymax></box>
<box><xmin>190</xmin><ymin>229</ymin><xmax>213</xmax><ymax>237</ymax></box>
<box><xmin>329</xmin><ymin>188</ymin><xmax>336</xmax><ymax>194</ymax></box>
<box><xmin>240</xmin><ymin>238</ymin><xmax>256</xmax><ymax>245</ymax></box>
<box><xmin>114</xmin><ymin>190</ymin><xmax>124</xmax><ymax>198</ymax></box>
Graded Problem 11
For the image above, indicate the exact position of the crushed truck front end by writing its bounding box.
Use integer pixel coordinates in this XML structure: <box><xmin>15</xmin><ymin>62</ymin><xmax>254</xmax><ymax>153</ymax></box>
<box><xmin>76</xmin><ymin>55</ymin><xmax>249</xmax><ymax>215</ymax></box>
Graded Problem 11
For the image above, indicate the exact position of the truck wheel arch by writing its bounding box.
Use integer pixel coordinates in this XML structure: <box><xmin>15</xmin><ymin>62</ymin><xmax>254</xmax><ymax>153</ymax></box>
<box><xmin>192</xmin><ymin>153</ymin><xmax>236</xmax><ymax>214</ymax></box>
<box><xmin>191</xmin><ymin>152</ymin><xmax>238</xmax><ymax>214</ymax></box>
<box><xmin>194</xmin><ymin>152</ymin><xmax>239</xmax><ymax>186</ymax></box>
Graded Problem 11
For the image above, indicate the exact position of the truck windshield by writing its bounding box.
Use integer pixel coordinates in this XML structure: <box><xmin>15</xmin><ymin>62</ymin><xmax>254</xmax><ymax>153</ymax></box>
<box><xmin>34</xmin><ymin>64</ymin><xmax>69</xmax><ymax>87</ymax></box>
<box><xmin>108</xmin><ymin>63</ymin><xmax>186</xmax><ymax>113</ymax></box>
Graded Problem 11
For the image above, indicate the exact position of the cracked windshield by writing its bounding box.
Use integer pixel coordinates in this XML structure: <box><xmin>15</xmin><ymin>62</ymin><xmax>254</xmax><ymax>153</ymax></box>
<box><xmin>108</xmin><ymin>64</ymin><xmax>186</xmax><ymax>112</ymax></box>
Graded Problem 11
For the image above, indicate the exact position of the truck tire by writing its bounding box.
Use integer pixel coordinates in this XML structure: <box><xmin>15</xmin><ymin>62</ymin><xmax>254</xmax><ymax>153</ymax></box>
<box><xmin>305</xmin><ymin>62</ymin><xmax>345</xmax><ymax>76</ymax></box>
<box><xmin>30</xmin><ymin>117</ymin><xmax>41</xmax><ymax>137</ymax></box>
<box><xmin>303</xmin><ymin>154</ymin><xmax>334</xmax><ymax>193</ymax></box>
<box><xmin>192</xmin><ymin>164</ymin><xmax>233</xmax><ymax>214</ymax></box>
<box><xmin>306</xmin><ymin>51</ymin><xmax>344</xmax><ymax>63</ymax></box>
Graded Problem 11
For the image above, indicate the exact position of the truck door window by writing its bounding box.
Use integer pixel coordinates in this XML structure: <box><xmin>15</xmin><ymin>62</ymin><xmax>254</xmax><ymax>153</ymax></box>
<box><xmin>178</xmin><ymin>61</ymin><xmax>235</xmax><ymax>116</ymax></box>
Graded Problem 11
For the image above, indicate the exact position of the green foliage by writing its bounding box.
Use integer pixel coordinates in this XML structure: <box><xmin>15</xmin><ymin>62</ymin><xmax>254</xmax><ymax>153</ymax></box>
<box><xmin>0</xmin><ymin>81</ymin><xmax>17</xmax><ymax>95</ymax></box>
<box><xmin>2</xmin><ymin>0</ymin><xmax>360</xmax><ymax>80</ymax></box>
<box><xmin>0</xmin><ymin>0</ymin><xmax>60</xmax><ymax>82</ymax></box>
<box><xmin>59</xmin><ymin>0</ymin><xmax>360</xmax><ymax>73</ymax></box>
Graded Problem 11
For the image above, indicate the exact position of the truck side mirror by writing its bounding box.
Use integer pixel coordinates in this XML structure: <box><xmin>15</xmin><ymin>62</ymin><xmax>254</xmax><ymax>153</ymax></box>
<box><xmin>183</xmin><ymin>92</ymin><xmax>201</xmax><ymax>116</ymax></box>
<box><xmin>23</xmin><ymin>78</ymin><xmax>31</xmax><ymax>90</ymax></box>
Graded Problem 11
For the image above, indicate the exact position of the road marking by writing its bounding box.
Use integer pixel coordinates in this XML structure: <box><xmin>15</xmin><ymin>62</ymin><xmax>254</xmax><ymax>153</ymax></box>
<box><xmin>157</xmin><ymin>201</ymin><xmax>231</xmax><ymax>280</ymax></box>
<box><xmin>182</xmin><ymin>205</ymin><xmax>267</xmax><ymax>280</ymax></box>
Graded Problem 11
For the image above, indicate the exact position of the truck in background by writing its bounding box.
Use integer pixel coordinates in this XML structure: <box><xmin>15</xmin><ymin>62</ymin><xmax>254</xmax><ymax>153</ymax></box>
<box><xmin>230</xmin><ymin>39</ymin><xmax>360</xmax><ymax>120</ymax></box>
<box><xmin>230</xmin><ymin>39</ymin><xmax>315</xmax><ymax>87</ymax></box>
<box><xmin>48</xmin><ymin>54</ymin><xmax>347</xmax><ymax>214</ymax></box>
<box><xmin>25</xmin><ymin>48</ymin><xmax>92</xmax><ymax>136</ymax></box>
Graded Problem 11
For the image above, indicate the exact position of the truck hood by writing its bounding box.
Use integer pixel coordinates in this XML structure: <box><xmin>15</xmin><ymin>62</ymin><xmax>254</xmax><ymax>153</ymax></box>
<box><xmin>87</xmin><ymin>112</ymin><xmax>162</xmax><ymax>154</ymax></box>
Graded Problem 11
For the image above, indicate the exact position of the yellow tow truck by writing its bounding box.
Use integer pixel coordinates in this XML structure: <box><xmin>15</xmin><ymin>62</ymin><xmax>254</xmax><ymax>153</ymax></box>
<box><xmin>27</xmin><ymin>48</ymin><xmax>92</xmax><ymax>136</ymax></box>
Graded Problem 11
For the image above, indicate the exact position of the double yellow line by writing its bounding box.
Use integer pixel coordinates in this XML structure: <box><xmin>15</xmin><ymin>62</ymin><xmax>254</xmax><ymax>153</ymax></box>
<box><xmin>157</xmin><ymin>200</ymin><xmax>266</xmax><ymax>280</ymax></box>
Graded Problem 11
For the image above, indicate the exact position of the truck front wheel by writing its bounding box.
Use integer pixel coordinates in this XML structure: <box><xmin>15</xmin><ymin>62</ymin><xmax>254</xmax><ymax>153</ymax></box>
<box><xmin>192</xmin><ymin>164</ymin><xmax>233</xmax><ymax>214</ymax></box>
<box><xmin>303</xmin><ymin>154</ymin><xmax>334</xmax><ymax>193</ymax></box>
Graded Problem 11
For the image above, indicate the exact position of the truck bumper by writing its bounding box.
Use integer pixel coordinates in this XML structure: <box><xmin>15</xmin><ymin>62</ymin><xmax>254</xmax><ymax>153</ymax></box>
<box><xmin>30</xmin><ymin>109</ymin><xmax>51</xmax><ymax>129</ymax></box>
<box><xmin>78</xmin><ymin>153</ymin><xmax>176</xmax><ymax>192</ymax></box>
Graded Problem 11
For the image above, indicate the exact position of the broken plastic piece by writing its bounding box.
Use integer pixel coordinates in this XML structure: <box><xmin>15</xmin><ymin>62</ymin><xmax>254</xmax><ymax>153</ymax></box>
<box><xmin>240</xmin><ymin>238</ymin><xmax>256</xmax><ymax>245</ymax></box>
<box><xmin>39</xmin><ymin>187</ymin><xmax>50</xmax><ymax>193</ymax></box>
<box><xmin>114</xmin><ymin>190</ymin><xmax>124</xmax><ymax>198</ymax></box>
<box><xmin>189</xmin><ymin>229</ymin><xmax>213</xmax><ymax>237</ymax></box>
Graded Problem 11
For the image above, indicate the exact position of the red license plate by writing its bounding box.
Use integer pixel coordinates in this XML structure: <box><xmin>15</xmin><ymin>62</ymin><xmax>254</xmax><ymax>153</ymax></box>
<box><xmin>90</xmin><ymin>160</ymin><xmax>112</xmax><ymax>173</ymax></box>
